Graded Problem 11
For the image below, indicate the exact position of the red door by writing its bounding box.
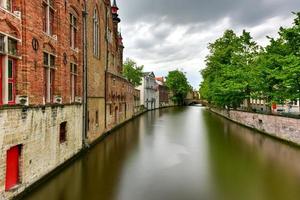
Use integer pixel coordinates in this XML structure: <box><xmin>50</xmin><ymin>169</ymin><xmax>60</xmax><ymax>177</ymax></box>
<box><xmin>5</xmin><ymin>145</ymin><xmax>20</xmax><ymax>191</ymax></box>
<box><xmin>0</xmin><ymin>55</ymin><xmax>2</xmax><ymax>105</ymax></box>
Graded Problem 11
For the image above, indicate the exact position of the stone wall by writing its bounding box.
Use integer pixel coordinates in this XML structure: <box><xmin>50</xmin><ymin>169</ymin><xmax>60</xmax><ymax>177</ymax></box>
<box><xmin>0</xmin><ymin>105</ymin><xmax>83</xmax><ymax>199</ymax></box>
<box><xmin>211</xmin><ymin>108</ymin><xmax>300</xmax><ymax>145</ymax></box>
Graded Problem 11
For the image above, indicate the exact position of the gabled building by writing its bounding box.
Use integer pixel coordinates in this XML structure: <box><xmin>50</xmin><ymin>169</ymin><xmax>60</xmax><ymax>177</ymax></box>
<box><xmin>137</xmin><ymin>72</ymin><xmax>158</xmax><ymax>110</ymax></box>
<box><xmin>105</xmin><ymin>0</ymin><xmax>135</xmax><ymax>129</ymax></box>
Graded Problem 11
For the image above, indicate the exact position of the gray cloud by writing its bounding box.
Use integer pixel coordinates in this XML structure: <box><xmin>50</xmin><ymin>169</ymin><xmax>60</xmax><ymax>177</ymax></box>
<box><xmin>119</xmin><ymin>0</ymin><xmax>300</xmax><ymax>26</ymax></box>
<box><xmin>117</xmin><ymin>0</ymin><xmax>300</xmax><ymax>88</ymax></box>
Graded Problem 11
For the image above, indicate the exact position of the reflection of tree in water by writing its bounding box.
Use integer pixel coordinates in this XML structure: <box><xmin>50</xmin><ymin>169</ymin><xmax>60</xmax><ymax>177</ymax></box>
<box><xmin>203</xmin><ymin>110</ymin><xmax>300</xmax><ymax>200</ymax></box>
<box><xmin>22</xmin><ymin>114</ymin><xmax>144</xmax><ymax>200</ymax></box>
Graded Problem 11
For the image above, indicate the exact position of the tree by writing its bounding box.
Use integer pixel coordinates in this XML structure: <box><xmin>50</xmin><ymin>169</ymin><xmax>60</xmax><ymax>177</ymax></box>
<box><xmin>200</xmin><ymin>30</ymin><xmax>259</xmax><ymax>109</ymax></box>
<box><xmin>123</xmin><ymin>58</ymin><xmax>144</xmax><ymax>87</ymax></box>
<box><xmin>166</xmin><ymin>70</ymin><xmax>191</xmax><ymax>105</ymax></box>
<box><xmin>200</xmin><ymin>12</ymin><xmax>300</xmax><ymax>113</ymax></box>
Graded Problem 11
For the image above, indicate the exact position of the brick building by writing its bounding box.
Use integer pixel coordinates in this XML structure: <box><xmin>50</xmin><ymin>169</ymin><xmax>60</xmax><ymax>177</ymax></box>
<box><xmin>156</xmin><ymin>77</ymin><xmax>169</xmax><ymax>107</ymax></box>
<box><xmin>0</xmin><ymin>0</ymin><xmax>83</xmax><ymax>199</ymax></box>
<box><xmin>0</xmin><ymin>0</ymin><xmax>140</xmax><ymax>199</ymax></box>
<box><xmin>85</xmin><ymin>0</ymin><xmax>108</xmax><ymax>143</ymax></box>
<box><xmin>105</xmin><ymin>0</ymin><xmax>135</xmax><ymax>129</ymax></box>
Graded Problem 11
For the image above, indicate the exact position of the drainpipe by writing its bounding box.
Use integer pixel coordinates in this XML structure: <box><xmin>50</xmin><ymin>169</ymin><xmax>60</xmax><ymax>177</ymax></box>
<box><xmin>82</xmin><ymin>0</ymin><xmax>88</xmax><ymax>148</ymax></box>
<box><xmin>104</xmin><ymin>5</ymin><xmax>109</xmax><ymax>129</ymax></box>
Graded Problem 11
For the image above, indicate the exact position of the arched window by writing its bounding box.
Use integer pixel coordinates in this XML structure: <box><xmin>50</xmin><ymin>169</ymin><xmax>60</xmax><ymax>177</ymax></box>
<box><xmin>93</xmin><ymin>8</ymin><xmax>100</xmax><ymax>57</ymax></box>
<box><xmin>42</xmin><ymin>0</ymin><xmax>55</xmax><ymax>35</ymax></box>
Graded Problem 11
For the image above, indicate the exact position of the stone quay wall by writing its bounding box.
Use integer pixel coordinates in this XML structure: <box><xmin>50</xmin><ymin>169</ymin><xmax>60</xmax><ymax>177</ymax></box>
<box><xmin>210</xmin><ymin>108</ymin><xmax>300</xmax><ymax>146</ymax></box>
<box><xmin>0</xmin><ymin>105</ymin><xmax>83</xmax><ymax>199</ymax></box>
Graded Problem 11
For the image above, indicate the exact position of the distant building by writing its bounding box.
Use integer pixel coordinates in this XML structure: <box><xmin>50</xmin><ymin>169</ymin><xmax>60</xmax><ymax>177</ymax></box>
<box><xmin>241</xmin><ymin>99</ymin><xmax>300</xmax><ymax>113</ymax></box>
<box><xmin>134</xmin><ymin>89</ymin><xmax>142</xmax><ymax>113</ymax></box>
<box><xmin>137</xmin><ymin>72</ymin><xmax>158</xmax><ymax>110</ymax></box>
<box><xmin>156</xmin><ymin>77</ymin><xmax>169</xmax><ymax>107</ymax></box>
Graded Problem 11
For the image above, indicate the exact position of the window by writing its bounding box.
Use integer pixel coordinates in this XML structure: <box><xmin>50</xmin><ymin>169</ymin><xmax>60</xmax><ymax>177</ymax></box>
<box><xmin>8</xmin><ymin>38</ymin><xmax>17</xmax><ymax>56</ymax></box>
<box><xmin>70</xmin><ymin>13</ymin><xmax>77</xmax><ymax>48</ymax></box>
<box><xmin>70</xmin><ymin>63</ymin><xmax>77</xmax><ymax>102</ymax></box>
<box><xmin>44</xmin><ymin>52</ymin><xmax>55</xmax><ymax>103</ymax></box>
<box><xmin>0</xmin><ymin>0</ymin><xmax>12</xmax><ymax>11</ymax></box>
<box><xmin>87</xmin><ymin>111</ymin><xmax>90</xmax><ymax>131</ymax></box>
<box><xmin>95</xmin><ymin>110</ymin><xmax>99</xmax><ymax>126</ymax></box>
<box><xmin>93</xmin><ymin>9</ymin><xmax>100</xmax><ymax>57</ymax></box>
<box><xmin>7</xmin><ymin>58</ymin><xmax>15</xmax><ymax>104</ymax></box>
<box><xmin>0</xmin><ymin>34</ymin><xmax>4</xmax><ymax>53</ymax></box>
<box><xmin>5</xmin><ymin>145</ymin><xmax>22</xmax><ymax>191</ymax></box>
<box><xmin>0</xmin><ymin>35</ymin><xmax>18</xmax><ymax>106</ymax></box>
<box><xmin>42</xmin><ymin>0</ymin><xmax>55</xmax><ymax>35</ymax></box>
<box><xmin>59</xmin><ymin>122</ymin><xmax>67</xmax><ymax>143</ymax></box>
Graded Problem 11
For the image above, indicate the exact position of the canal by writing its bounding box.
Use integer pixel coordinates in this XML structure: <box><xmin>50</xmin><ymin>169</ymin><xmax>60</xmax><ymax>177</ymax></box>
<box><xmin>23</xmin><ymin>107</ymin><xmax>300</xmax><ymax>200</ymax></box>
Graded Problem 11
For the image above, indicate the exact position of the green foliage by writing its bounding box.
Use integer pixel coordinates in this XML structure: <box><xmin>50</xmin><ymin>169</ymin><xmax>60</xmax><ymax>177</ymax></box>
<box><xmin>200</xmin><ymin>29</ymin><xmax>259</xmax><ymax>108</ymax></box>
<box><xmin>200</xmin><ymin>12</ymin><xmax>300</xmax><ymax>111</ymax></box>
<box><xmin>166</xmin><ymin>70</ymin><xmax>192</xmax><ymax>104</ymax></box>
<box><xmin>123</xmin><ymin>58</ymin><xmax>144</xmax><ymax>87</ymax></box>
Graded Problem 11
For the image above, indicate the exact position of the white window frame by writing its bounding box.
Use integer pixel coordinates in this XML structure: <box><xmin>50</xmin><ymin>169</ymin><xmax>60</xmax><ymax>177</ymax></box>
<box><xmin>44</xmin><ymin>52</ymin><xmax>55</xmax><ymax>103</ymax></box>
<box><xmin>93</xmin><ymin>8</ymin><xmax>100</xmax><ymax>57</ymax></box>
<box><xmin>43</xmin><ymin>0</ymin><xmax>55</xmax><ymax>35</ymax></box>
<box><xmin>70</xmin><ymin>13</ymin><xmax>77</xmax><ymax>49</ymax></box>
<box><xmin>70</xmin><ymin>63</ymin><xmax>78</xmax><ymax>102</ymax></box>
<box><xmin>0</xmin><ymin>33</ymin><xmax>18</xmax><ymax>105</ymax></box>
<box><xmin>0</xmin><ymin>0</ymin><xmax>12</xmax><ymax>12</ymax></box>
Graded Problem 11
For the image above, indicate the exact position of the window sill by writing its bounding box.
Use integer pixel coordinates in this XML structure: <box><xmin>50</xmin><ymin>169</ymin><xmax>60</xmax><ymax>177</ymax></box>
<box><xmin>70</xmin><ymin>47</ymin><xmax>79</xmax><ymax>53</ymax></box>
<box><xmin>43</xmin><ymin>32</ymin><xmax>58</xmax><ymax>41</ymax></box>
<box><xmin>8</xmin><ymin>54</ymin><xmax>22</xmax><ymax>59</ymax></box>
<box><xmin>0</xmin><ymin>7</ymin><xmax>21</xmax><ymax>19</ymax></box>
<box><xmin>93</xmin><ymin>55</ymin><xmax>100</xmax><ymax>60</ymax></box>
<box><xmin>59</xmin><ymin>141</ymin><xmax>67</xmax><ymax>145</ymax></box>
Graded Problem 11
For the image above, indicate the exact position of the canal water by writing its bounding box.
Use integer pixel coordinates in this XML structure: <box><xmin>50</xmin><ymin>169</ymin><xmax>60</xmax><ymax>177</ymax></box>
<box><xmin>23</xmin><ymin>107</ymin><xmax>300</xmax><ymax>200</ymax></box>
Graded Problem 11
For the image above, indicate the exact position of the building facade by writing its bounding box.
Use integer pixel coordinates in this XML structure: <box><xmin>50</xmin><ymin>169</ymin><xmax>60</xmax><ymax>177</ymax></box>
<box><xmin>85</xmin><ymin>0</ymin><xmax>108</xmax><ymax>143</ymax></box>
<box><xmin>0</xmin><ymin>0</ymin><xmax>84</xmax><ymax>199</ymax></box>
<box><xmin>105</xmin><ymin>0</ymin><xmax>136</xmax><ymax>130</ymax></box>
<box><xmin>0</xmin><ymin>0</ymin><xmax>149</xmax><ymax>199</ymax></box>
<box><xmin>242</xmin><ymin>99</ymin><xmax>300</xmax><ymax>113</ymax></box>
<box><xmin>156</xmin><ymin>77</ymin><xmax>169</xmax><ymax>107</ymax></box>
<box><xmin>137</xmin><ymin>72</ymin><xmax>158</xmax><ymax>110</ymax></box>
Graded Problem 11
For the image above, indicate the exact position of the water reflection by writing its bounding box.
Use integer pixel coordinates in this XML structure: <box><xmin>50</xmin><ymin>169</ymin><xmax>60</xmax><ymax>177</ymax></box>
<box><xmin>203</xmin><ymin>111</ymin><xmax>300</xmax><ymax>200</ymax></box>
<box><xmin>23</xmin><ymin>107</ymin><xmax>300</xmax><ymax>200</ymax></box>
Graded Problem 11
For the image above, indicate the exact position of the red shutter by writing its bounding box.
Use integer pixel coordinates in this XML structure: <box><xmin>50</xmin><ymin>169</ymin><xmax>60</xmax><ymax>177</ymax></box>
<box><xmin>0</xmin><ymin>55</ymin><xmax>2</xmax><ymax>105</ymax></box>
<box><xmin>5</xmin><ymin>146</ymin><xmax>20</xmax><ymax>190</ymax></box>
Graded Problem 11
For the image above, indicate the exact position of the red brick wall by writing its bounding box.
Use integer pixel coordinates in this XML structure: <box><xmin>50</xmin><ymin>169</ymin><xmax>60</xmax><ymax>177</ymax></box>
<box><xmin>0</xmin><ymin>0</ymin><xmax>84</xmax><ymax>106</ymax></box>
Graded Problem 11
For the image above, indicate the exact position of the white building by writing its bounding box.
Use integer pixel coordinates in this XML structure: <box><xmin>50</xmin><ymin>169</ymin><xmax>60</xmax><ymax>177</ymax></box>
<box><xmin>137</xmin><ymin>72</ymin><xmax>158</xmax><ymax>110</ymax></box>
<box><xmin>241</xmin><ymin>99</ymin><xmax>300</xmax><ymax>114</ymax></box>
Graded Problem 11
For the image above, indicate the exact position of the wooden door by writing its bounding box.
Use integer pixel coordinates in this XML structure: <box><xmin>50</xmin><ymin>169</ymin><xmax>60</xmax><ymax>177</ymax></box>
<box><xmin>5</xmin><ymin>146</ymin><xmax>20</xmax><ymax>190</ymax></box>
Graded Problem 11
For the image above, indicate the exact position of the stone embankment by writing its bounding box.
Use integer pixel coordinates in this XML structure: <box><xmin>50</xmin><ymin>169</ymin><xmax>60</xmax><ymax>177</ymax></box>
<box><xmin>210</xmin><ymin>108</ymin><xmax>300</xmax><ymax>146</ymax></box>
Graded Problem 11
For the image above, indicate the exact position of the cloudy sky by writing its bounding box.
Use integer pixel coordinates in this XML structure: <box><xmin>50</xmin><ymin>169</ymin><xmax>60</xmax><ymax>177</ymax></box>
<box><xmin>117</xmin><ymin>0</ymin><xmax>300</xmax><ymax>89</ymax></box>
